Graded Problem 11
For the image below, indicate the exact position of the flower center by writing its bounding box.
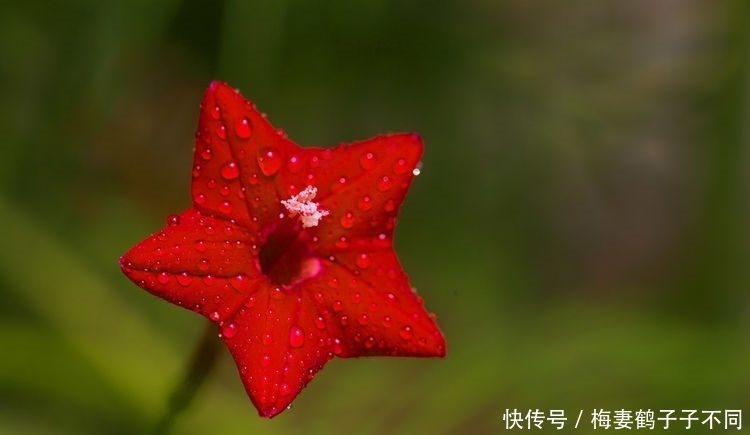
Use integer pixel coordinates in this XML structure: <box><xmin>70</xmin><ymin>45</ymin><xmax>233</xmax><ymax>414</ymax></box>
<box><xmin>260</xmin><ymin>187</ymin><xmax>326</xmax><ymax>286</ymax></box>
<box><xmin>259</xmin><ymin>223</ymin><xmax>304</xmax><ymax>285</ymax></box>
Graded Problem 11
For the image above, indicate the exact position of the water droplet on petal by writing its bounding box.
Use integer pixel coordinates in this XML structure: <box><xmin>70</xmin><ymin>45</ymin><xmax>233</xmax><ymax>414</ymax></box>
<box><xmin>200</xmin><ymin>148</ymin><xmax>212</xmax><ymax>161</ymax></box>
<box><xmin>176</xmin><ymin>273</ymin><xmax>192</xmax><ymax>286</ymax></box>
<box><xmin>219</xmin><ymin>201</ymin><xmax>232</xmax><ymax>214</ymax></box>
<box><xmin>245</xmin><ymin>295</ymin><xmax>256</xmax><ymax>307</ymax></box>
<box><xmin>221</xmin><ymin>161</ymin><xmax>240</xmax><ymax>180</ymax></box>
<box><xmin>377</xmin><ymin>176</ymin><xmax>393</xmax><ymax>191</ymax></box>
<box><xmin>287</xmin><ymin>155</ymin><xmax>301</xmax><ymax>173</ymax></box>
<box><xmin>194</xmin><ymin>193</ymin><xmax>206</xmax><ymax>205</ymax></box>
<box><xmin>328</xmin><ymin>278</ymin><xmax>339</xmax><ymax>288</ymax></box>
<box><xmin>230</xmin><ymin>274</ymin><xmax>248</xmax><ymax>291</ymax></box>
<box><xmin>359</xmin><ymin>152</ymin><xmax>377</xmax><ymax>170</ymax></box>
<box><xmin>216</xmin><ymin>124</ymin><xmax>227</xmax><ymax>139</ymax></box>
<box><xmin>209</xmin><ymin>311</ymin><xmax>221</xmax><ymax>322</ymax></box>
<box><xmin>166</xmin><ymin>214</ymin><xmax>180</xmax><ymax>226</ymax></box>
<box><xmin>289</xmin><ymin>326</ymin><xmax>305</xmax><ymax>348</ymax></box>
<box><xmin>340</xmin><ymin>212</ymin><xmax>354</xmax><ymax>229</ymax></box>
<box><xmin>280</xmin><ymin>383</ymin><xmax>292</xmax><ymax>396</ymax></box>
<box><xmin>270</xmin><ymin>287</ymin><xmax>286</xmax><ymax>300</ymax></box>
<box><xmin>399</xmin><ymin>325</ymin><xmax>413</xmax><ymax>340</ymax></box>
<box><xmin>384</xmin><ymin>199</ymin><xmax>396</xmax><ymax>212</ymax></box>
<box><xmin>393</xmin><ymin>158</ymin><xmax>410</xmax><ymax>174</ymax></box>
<box><xmin>198</xmin><ymin>259</ymin><xmax>209</xmax><ymax>271</ymax></box>
<box><xmin>333</xmin><ymin>300</ymin><xmax>343</xmax><ymax>312</ymax></box>
<box><xmin>193</xmin><ymin>240</ymin><xmax>207</xmax><ymax>252</ymax></box>
<box><xmin>358</xmin><ymin>314</ymin><xmax>369</xmax><ymax>326</ymax></box>
<box><xmin>358</xmin><ymin>195</ymin><xmax>372</xmax><ymax>211</ymax></box>
<box><xmin>221</xmin><ymin>323</ymin><xmax>237</xmax><ymax>338</ymax></box>
<box><xmin>339</xmin><ymin>315</ymin><xmax>349</xmax><ymax>326</ymax></box>
<box><xmin>257</xmin><ymin>147</ymin><xmax>282</xmax><ymax>176</ymax></box>
<box><xmin>314</xmin><ymin>316</ymin><xmax>326</xmax><ymax>329</ymax></box>
<box><xmin>356</xmin><ymin>253</ymin><xmax>371</xmax><ymax>269</ymax></box>
<box><xmin>210</xmin><ymin>105</ymin><xmax>221</xmax><ymax>120</ymax></box>
<box><xmin>351</xmin><ymin>292</ymin><xmax>361</xmax><ymax>303</ymax></box>
<box><xmin>157</xmin><ymin>272</ymin><xmax>170</xmax><ymax>284</ymax></box>
<box><xmin>333</xmin><ymin>338</ymin><xmax>344</xmax><ymax>355</ymax></box>
<box><xmin>261</xmin><ymin>354</ymin><xmax>271</xmax><ymax>366</ymax></box>
<box><xmin>235</xmin><ymin>117</ymin><xmax>252</xmax><ymax>138</ymax></box>
<box><xmin>382</xmin><ymin>316</ymin><xmax>392</xmax><ymax>328</ymax></box>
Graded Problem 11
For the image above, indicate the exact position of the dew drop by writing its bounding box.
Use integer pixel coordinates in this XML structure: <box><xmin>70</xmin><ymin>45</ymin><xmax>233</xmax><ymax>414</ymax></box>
<box><xmin>261</xmin><ymin>354</ymin><xmax>271</xmax><ymax>366</ymax></box>
<box><xmin>200</xmin><ymin>148</ymin><xmax>212</xmax><ymax>161</ymax></box>
<box><xmin>270</xmin><ymin>287</ymin><xmax>286</xmax><ymax>300</ymax></box>
<box><xmin>235</xmin><ymin>117</ymin><xmax>252</xmax><ymax>138</ymax></box>
<box><xmin>287</xmin><ymin>155</ymin><xmax>302</xmax><ymax>173</ymax></box>
<box><xmin>176</xmin><ymin>273</ymin><xmax>192</xmax><ymax>286</ymax></box>
<box><xmin>328</xmin><ymin>277</ymin><xmax>339</xmax><ymax>288</ymax></box>
<box><xmin>351</xmin><ymin>292</ymin><xmax>361</xmax><ymax>303</ymax></box>
<box><xmin>333</xmin><ymin>300</ymin><xmax>343</xmax><ymax>312</ymax></box>
<box><xmin>198</xmin><ymin>259</ymin><xmax>209</xmax><ymax>271</ymax></box>
<box><xmin>289</xmin><ymin>326</ymin><xmax>305</xmax><ymax>348</ymax></box>
<box><xmin>220</xmin><ymin>161</ymin><xmax>240</xmax><ymax>180</ymax></box>
<box><xmin>314</xmin><ymin>316</ymin><xmax>326</xmax><ymax>330</ymax></box>
<box><xmin>399</xmin><ymin>325</ymin><xmax>413</xmax><ymax>340</ymax></box>
<box><xmin>280</xmin><ymin>383</ymin><xmax>292</xmax><ymax>396</ymax></box>
<box><xmin>339</xmin><ymin>315</ymin><xmax>349</xmax><ymax>326</ymax></box>
<box><xmin>331</xmin><ymin>177</ymin><xmax>347</xmax><ymax>193</ymax></box>
<box><xmin>393</xmin><ymin>158</ymin><xmax>410</xmax><ymax>174</ymax></box>
<box><xmin>358</xmin><ymin>195</ymin><xmax>372</xmax><ymax>211</ymax></box>
<box><xmin>219</xmin><ymin>201</ymin><xmax>233</xmax><ymax>214</ymax></box>
<box><xmin>229</xmin><ymin>274</ymin><xmax>248</xmax><ymax>291</ymax></box>
<box><xmin>216</xmin><ymin>124</ymin><xmax>227</xmax><ymax>139</ymax></box>
<box><xmin>384</xmin><ymin>199</ymin><xmax>396</xmax><ymax>212</ymax></box>
<box><xmin>359</xmin><ymin>152</ymin><xmax>377</xmax><ymax>170</ymax></box>
<box><xmin>333</xmin><ymin>338</ymin><xmax>344</xmax><ymax>355</ymax></box>
<box><xmin>210</xmin><ymin>105</ymin><xmax>221</xmax><ymax>120</ymax></box>
<box><xmin>340</xmin><ymin>212</ymin><xmax>354</xmax><ymax>229</ymax></box>
<box><xmin>358</xmin><ymin>314</ymin><xmax>369</xmax><ymax>326</ymax></box>
<box><xmin>221</xmin><ymin>323</ymin><xmax>237</xmax><ymax>339</ymax></box>
<box><xmin>377</xmin><ymin>176</ymin><xmax>393</xmax><ymax>191</ymax></box>
<box><xmin>157</xmin><ymin>272</ymin><xmax>170</xmax><ymax>284</ymax></box>
<box><xmin>202</xmin><ymin>275</ymin><xmax>215</xmax><ymax>286</ymax></box>
<box><xmin>257</xmin><ymin>147</ymin><xmax>282</xmax><ymax>176</ymax></box>
<box><xmin>356</xmin><ymin>253</ymin><xmax>371</xmax><ymax>269</ymax></box>
<box><xmin>194</xmin><ymin>193</ymin><xmax>206</xmax><ymax>205</ymax></box>
<box><xmin>314</xmin><ymin>292</ymin><xmax>324</xmax><ymax>304</ymax></box>
<box><xmin>245</xmin><ymin>295</ymin><xmax>256</xmax><ymax>308</ymax></box>
<box><xmin>382</xmin><ymin>316</ymin><xmax>392</xmax><ymax>328</ymax></box>
<box><xmin>166</xmin><ymin>215</ymin><xmax>180</xmax><ymax>227</ymax></box>
<box><xmin>209</xmin><ymin>311</ymin><xmax>221</xmax><ymax>322</ymax></box>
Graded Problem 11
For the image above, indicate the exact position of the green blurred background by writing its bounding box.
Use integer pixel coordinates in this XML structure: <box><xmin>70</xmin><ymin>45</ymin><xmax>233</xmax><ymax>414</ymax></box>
<box><xmin>1</xmin><ymin>1</ymin><xmax>748</xmax><ymax>434</ymax></box>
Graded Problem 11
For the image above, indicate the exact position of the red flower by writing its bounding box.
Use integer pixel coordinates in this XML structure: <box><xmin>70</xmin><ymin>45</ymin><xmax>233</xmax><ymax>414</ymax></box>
<box><xmin>120</xmin><ymin>81</ymin><xmax>446</xmax><ymax>418</ymax></box>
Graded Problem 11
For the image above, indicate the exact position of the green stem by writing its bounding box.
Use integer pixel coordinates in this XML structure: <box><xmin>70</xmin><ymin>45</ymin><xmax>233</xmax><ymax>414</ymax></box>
<box><xmin>152</xmin><ymin>322</ymin><xmax>222</xmax><ymax>435</ymax></box>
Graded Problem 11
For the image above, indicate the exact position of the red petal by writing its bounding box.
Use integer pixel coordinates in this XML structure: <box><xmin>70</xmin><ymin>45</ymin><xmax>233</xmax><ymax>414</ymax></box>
<box><xmin>119</xmin><ymin>208</ymin><xmax>263</xmax><ymax>322</ymax></box>
<box><xmin>192</xmin><ymin>81</ymin><xmax>297</xmax><ymax>231</ymax></box>
<box><xmin>222</xmin><ymin>282</ymin><xmax>334</xmax><ymax>417</ymax></box>
<box><xmin>280</xmin><ymin>134</ymin><xmax>423</xmax><ymax>250</ymax></box>
<box><xmin>310</xmin><ymin>253</ymin><xmax>445</xmax><ymax>358</ymax></box>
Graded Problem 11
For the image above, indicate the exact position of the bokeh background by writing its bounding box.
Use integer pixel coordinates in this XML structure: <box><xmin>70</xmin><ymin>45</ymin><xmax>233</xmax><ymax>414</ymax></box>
<box><xmin>1</xmin><ymin>1</ymin><xmax>748</xmax><ymax>434</ymax></box>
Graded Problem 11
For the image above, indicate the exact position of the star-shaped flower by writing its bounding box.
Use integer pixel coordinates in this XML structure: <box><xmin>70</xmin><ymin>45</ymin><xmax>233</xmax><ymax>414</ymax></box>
<box><xmin>120</xmin><ymin>81</ymin><xmax>446</xmax><ymax>418</ymax></box>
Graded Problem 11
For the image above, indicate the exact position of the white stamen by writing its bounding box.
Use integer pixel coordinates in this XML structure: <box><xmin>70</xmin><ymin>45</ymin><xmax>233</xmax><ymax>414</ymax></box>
<box><xmin>280</xmin><ymin>185</ymin><xmax>329</xmax><ymax>228</ymax></box>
